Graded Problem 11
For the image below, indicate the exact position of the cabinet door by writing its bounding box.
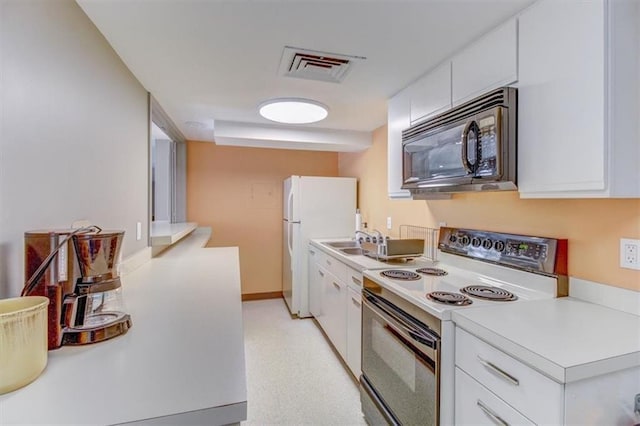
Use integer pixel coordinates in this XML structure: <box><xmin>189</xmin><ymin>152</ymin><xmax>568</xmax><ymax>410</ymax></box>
<box><xmin>452</xmin><ymin>19</ymin><xmax>518</xmax><ymax>105</ymax></box>
<box><xmin>409</xmin><ymin>61</ymin><xmax>452</xmax><ymax>124</ymax></box>
<box><xmin>308</xmin><ymin>248</ymin><xmax>324</xmax><ymax>317</ymax></box>
<box><xmin>322</xmin><ymin>270</ymin><xmax>347</xmax><ymax>359</ymax></box>
<box><xmin>315</xmin><ymin>267</ymin><xmax>329</xmax><ymax>331</ymax></box>
<box><xmin>346</xmin><ymin>286</ymin><xmax>362</xmax><ymax>378</ymax></box>
<box><xmin>387</xmin><ymin>87</ymin><xmax>411</xmax><ymax>199</ymax></box>
<box><xmin>517</xmin><ymin>0</ymin><xmax>606</xmax><ymax>196</ymax></box>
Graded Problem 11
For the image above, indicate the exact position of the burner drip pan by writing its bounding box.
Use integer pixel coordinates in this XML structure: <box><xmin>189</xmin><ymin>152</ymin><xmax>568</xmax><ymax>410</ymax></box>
<box><xmin>416</xmin><ymin>267</ymin><xmax>448</xmax><ymax>276</ymax></box>
<box><xmin>380</xmin><ymin>270</ymin><xmax>421</xmax><ymax>281</ymax></box>
<box><xmin>427</xmin><ymin>291</ymin><xmax>472</xmax><ymax>306</ymax></box>
<box><xmin>461</xmin><ymin>285</ymin><xmax>518</xmax><ymax>301</ymax></box>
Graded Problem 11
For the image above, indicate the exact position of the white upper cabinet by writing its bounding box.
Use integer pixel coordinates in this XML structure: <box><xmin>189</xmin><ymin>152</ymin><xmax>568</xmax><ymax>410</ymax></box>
<box><xmin>387</xmin><ymin>87</ymin><xmax>412</xmax><ymax>199</ymax></box>
<box><xmin>452</xmin><ymin>19</ymin><xmax>518</xmax><ymax>106</ymax></box>
<box><xmin>517</xmin><ymin>0</ymin><xmax>639</xmax><ymax>198</ymax></box>
<box><xmin>409</xmin><ymin>61</ymin><xmax>452</xmax><ymax>125</ymax></box>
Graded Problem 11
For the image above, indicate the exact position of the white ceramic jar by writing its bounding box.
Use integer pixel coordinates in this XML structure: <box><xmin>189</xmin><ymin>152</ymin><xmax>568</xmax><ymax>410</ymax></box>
<box><xmin>0</xmin><ymin>296</ymin><xmax>49</xmax><ymax>394</ymax></box>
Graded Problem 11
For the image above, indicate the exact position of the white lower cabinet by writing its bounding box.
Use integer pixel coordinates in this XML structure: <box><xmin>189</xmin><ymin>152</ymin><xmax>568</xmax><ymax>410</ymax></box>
<box><xmin>455</xmin><ymin>326</ymin><xmax>640</xmax><ymax>425</ymax></box>
<box><xmin>346</xmin><ymin>282</ymin><xmax>362</xmax><ymax>378</ymax></box>
<box><xmin>456</xmin><ymin>328</ymin><xmax>563</xmax><ymax>424</ymax></box>
<box><xmin>321</xmin><ymin>269</ymin><xmax>347</xmax><ymax>359</ymax></box>
<box><xmin>308</xmin><ymin>248</ymin><xmax>324</xmax><ymax>317</ymax></box>
<box><xmin>309</xmin><ymin>246</ymin><xmax>363</xmax><ymax>379</ymax></box>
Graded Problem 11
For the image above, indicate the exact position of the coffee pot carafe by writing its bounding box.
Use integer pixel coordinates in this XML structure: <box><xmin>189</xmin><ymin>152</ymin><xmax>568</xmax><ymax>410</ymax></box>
<box><xmin>22</xmin><ymin>226</ymin><xmax>132</xmax><ymax>349</ymax></box>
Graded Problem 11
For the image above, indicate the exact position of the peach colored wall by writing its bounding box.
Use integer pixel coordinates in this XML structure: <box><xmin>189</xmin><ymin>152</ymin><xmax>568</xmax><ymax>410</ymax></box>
<box><xmin>187</xmin><ymin>141</ymin><xmax>339</xmax><ymax>295</ymax></box>
<box><xmin>339</xmin><ymin>126</ymin><xmax>640</xmax><ymax>292</ymax></box>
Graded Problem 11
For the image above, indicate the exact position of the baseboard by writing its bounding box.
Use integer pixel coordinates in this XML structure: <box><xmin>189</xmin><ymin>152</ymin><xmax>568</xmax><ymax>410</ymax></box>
<box><xmin>241</xmin><ymin>291</ymin><xmax>283</xmax><ymax>301</ymax></box>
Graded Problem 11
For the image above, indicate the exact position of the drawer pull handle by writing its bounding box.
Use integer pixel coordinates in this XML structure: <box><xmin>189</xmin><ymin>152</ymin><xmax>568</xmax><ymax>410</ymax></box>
<box><xmin>351</xmin><ymin>297</ymin><xmax>361</xmax><ymax>307</ymax></box>
<box><xmin>477</xmin><ymin>356</ymin><xmax>520</xmax><ymax>386</ymax></box>
<box><xmin>477</xmin><ymin>400</ymin><xmax>509</xmax><ymax>426</ymax></box>
<box><xmin>351</xmin><ymin>276</ymin><xmax>362</xmax><ymax>286</ymax></box>
<box><xmin>333</xmin><ymin>282</ymin><xmax>341</xmax><ymax>290</ymax></box>
<box><xmin>319</xmin><ymin>271</ymin><xmax>325</xmax><ymax>277</ymax></box>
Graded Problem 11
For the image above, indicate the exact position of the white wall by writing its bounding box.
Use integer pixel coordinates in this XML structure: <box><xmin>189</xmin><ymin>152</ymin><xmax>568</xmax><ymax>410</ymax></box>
<box><xmin>0</xmin><ymin>0</ymin><xmax>149</xmax><ymax>298</ymax></box>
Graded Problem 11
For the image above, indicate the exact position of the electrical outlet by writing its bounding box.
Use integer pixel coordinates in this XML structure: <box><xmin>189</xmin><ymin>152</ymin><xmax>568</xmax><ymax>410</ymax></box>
<box><xmin>620</xmin><ymin>238</ymin><xmax>640</xmax><ymax>270</ymax></box>
<box><xmin>386</xmin><ymin>216</ymin><xmax>392</xmax><ymax>230</ymax></box>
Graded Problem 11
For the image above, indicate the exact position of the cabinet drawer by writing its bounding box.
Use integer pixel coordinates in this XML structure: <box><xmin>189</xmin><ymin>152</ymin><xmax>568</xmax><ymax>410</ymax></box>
<box><xmin>455</xmin><ymin>367</ymin><xmax>535</xmax><ymax>426</ymax></box>
<box><xmin>309</xmin><ymin>246</ymin><xmax>327</xmax><ymax>267</ymax></box>
<box><xmin>455</xmin><ymin>328</ymin><xmax>563</xmax><ymax>425</ymax></box>
<box><xmin>323</xmin><ymin>254</ymin><xmax>347</xmax><ymax>282</ymax></box>
<box><xmin>346</xmin><ymin>267</ymin><xmax>363</xmax><ymax>291</ymax></box>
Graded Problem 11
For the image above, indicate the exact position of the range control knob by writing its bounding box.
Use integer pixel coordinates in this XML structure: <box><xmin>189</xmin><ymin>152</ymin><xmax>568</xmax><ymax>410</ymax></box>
<box><xmin>460</xmin><ymin>235</ymin><xmax>470</xmax><ymax>246</ymax></box>
<box><xmin>471</xmin><ymin>237</ymin><xmax>481</xmax><ymax>247</ymax></box>
<box><xmin>494</xmin><ymin>241</ymin><xmax>505</xmax><ymax>252</ymax></box>
<box><xmin>482</xmin><ymin>239</ymin><xmax>493</xmax><ymax>250</ymax></box>
<box><xmin>449</xmin><ymin>234</ymin><xmax>457</xmax><ymax>243</ymax></box>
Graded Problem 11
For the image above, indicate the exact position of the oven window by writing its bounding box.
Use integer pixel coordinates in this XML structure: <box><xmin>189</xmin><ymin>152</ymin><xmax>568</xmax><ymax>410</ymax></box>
<box><xmin>362</xmin><ymin>300</ymin><xmax>438</xmax><ymax>426</ymax></box>
<box><xmin>403</xmin><ymin>122</ymin><xmax>468</xmax><ymax>182</ymax></box>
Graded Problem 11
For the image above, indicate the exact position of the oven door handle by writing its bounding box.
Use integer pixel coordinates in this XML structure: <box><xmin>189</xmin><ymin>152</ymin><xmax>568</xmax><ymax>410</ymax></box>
<box><xmin>363</xmin><ymin>293</ymin><xmax>438</xmax><ymax>357</ymax></box>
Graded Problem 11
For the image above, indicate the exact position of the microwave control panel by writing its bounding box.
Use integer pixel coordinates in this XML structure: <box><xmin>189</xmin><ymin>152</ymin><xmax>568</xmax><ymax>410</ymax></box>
<box><xmin>438</xmin><ymin>227</ymin><xmax>566</xmax><ymax>276</ymax></box>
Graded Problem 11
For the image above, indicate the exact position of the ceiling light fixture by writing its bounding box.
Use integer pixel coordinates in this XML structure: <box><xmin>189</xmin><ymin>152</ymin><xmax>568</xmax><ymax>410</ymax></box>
<box><xmin>258</xmin><ymin>98</ymin><xmax>328</xmax><ymax>124</ymax></box>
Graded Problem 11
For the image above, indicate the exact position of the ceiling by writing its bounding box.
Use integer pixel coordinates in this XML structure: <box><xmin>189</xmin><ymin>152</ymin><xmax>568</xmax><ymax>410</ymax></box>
<box><xmin>77</xmin><ymin>0</ymin><xmax>533</xmax><ymax>148</ymax></box>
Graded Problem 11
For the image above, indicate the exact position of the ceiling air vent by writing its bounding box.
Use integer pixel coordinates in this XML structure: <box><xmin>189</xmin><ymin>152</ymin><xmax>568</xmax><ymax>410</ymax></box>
<box><xmin>278</xmin><ymin>46</ymin><xmax>366</xmax><ymax>84</ymax></box>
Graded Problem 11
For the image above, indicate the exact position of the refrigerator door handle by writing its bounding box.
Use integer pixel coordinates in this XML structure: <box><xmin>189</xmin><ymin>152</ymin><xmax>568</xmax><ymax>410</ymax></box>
<box><xmin>287</xmin><ymin>188</ymin><xmax>295</xmax><ymax>222</ymax></box>
<box><xmin>287</xmin><ymin>222</ymin><xmax>295</xmax><ymax>260</ymax></box>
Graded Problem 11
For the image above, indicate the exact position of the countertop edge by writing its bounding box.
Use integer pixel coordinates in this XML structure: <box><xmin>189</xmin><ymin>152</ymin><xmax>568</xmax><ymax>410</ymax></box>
<box><xmin>118</xmin><ymin>401</ymin><xmax>247</xmax><ymax>426</ymax></box>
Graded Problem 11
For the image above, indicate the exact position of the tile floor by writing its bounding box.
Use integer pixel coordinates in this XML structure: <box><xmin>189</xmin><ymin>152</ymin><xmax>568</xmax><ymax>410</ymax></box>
<box><xmin>241</xmin><ymin>298</ymin><xmax>367</xmax><ymax>426</ymax></box>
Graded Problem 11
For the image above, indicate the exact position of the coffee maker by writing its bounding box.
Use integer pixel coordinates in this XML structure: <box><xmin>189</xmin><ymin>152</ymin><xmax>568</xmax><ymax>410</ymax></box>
<box><xmin>22</xmin><ymin>226</ymin><xmax>132</xmax><ymax>349</ymax></box>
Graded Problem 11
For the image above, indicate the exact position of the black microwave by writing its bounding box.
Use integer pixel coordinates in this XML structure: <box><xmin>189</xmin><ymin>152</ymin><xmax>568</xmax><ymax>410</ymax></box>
<box><xmin>401</xmin><ymin>87</ymin><xmax>517</xmax><ymax>198</ymax></box>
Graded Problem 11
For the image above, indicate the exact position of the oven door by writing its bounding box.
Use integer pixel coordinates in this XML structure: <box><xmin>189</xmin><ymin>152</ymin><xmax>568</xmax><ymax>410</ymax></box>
<box><xmin>361</xmin><ymin>290</ymin><xmax>440</xmax><ymax>426</ymax></box>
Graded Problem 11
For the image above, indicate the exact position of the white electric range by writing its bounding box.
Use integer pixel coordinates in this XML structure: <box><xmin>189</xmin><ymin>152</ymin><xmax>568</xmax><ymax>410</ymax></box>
<box><xmin>359</xmin><ymin>227</ymin><xmax>568</xmax><ymax>426</ymax></box>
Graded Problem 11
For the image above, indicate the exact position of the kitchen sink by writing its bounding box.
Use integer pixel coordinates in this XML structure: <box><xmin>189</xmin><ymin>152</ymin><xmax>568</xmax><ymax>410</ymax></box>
<box><xmin>339</xmin><ymin>247</ymin><xmax>366</xmax><ymax>255</ymax></box>
<box><xmin>325</xmin><ymin>241</ymin><xmax>359</xmax><ymax>248</ymax></box>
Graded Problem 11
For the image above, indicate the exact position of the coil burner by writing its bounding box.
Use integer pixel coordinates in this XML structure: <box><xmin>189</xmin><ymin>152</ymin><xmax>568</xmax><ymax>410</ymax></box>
<box><xmin>427</xmin><ymin>291</ymin><xmax>472</xmax><ymax>306</ymax></box>
<box><xmin>461</xmin><ymin>285</ymin><xmax>518</xmax><ymax>301</ymax></box>
<box><xmin>380</xmin><ymin>270</ymin><xmax>421</xmax><ymax>281</ymax></box>
<box><xmin>416</xmin><ymin>267</ymin><xmax>448</xmax><ymax>276</ymax></box>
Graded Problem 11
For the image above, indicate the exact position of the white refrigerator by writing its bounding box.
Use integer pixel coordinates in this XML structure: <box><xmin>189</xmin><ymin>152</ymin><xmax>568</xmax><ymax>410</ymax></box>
<box><xmin>283</xmin><ymin>176</ymin><xmax>357</xmax><ymax>318</ymax></box>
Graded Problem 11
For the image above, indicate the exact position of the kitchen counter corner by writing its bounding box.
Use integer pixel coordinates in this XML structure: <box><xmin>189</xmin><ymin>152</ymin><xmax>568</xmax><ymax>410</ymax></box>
<box><xmin>0</xmin><ymin>230</ymin><xmax>247</xmax><ymax>425</ymax></box>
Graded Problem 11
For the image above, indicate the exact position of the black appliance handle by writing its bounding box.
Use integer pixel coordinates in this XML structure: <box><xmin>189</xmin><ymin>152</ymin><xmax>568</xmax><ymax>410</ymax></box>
<box><xmin>461</xmin><ymin>120</ymin><xmax>479</xmax><ymax>174</ymax></box>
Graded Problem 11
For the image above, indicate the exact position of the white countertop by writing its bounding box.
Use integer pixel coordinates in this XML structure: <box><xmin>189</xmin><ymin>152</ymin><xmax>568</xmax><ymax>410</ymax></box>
<box><xmin>0</xmin><ymin>228</ymin><xmax>247</xmax><ymax>425</ymax></box>
<box><xmin>452</xmin><ymin>297</ymin><xmax>640</xmax><ymax>383</ymax></box>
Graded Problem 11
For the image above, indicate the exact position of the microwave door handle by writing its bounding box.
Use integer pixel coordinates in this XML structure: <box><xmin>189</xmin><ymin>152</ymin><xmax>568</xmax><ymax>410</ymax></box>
<box><xmin>461</xmin><ymin>121</ymin><xmax>478</xmax><ymax>174</ymax></box>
